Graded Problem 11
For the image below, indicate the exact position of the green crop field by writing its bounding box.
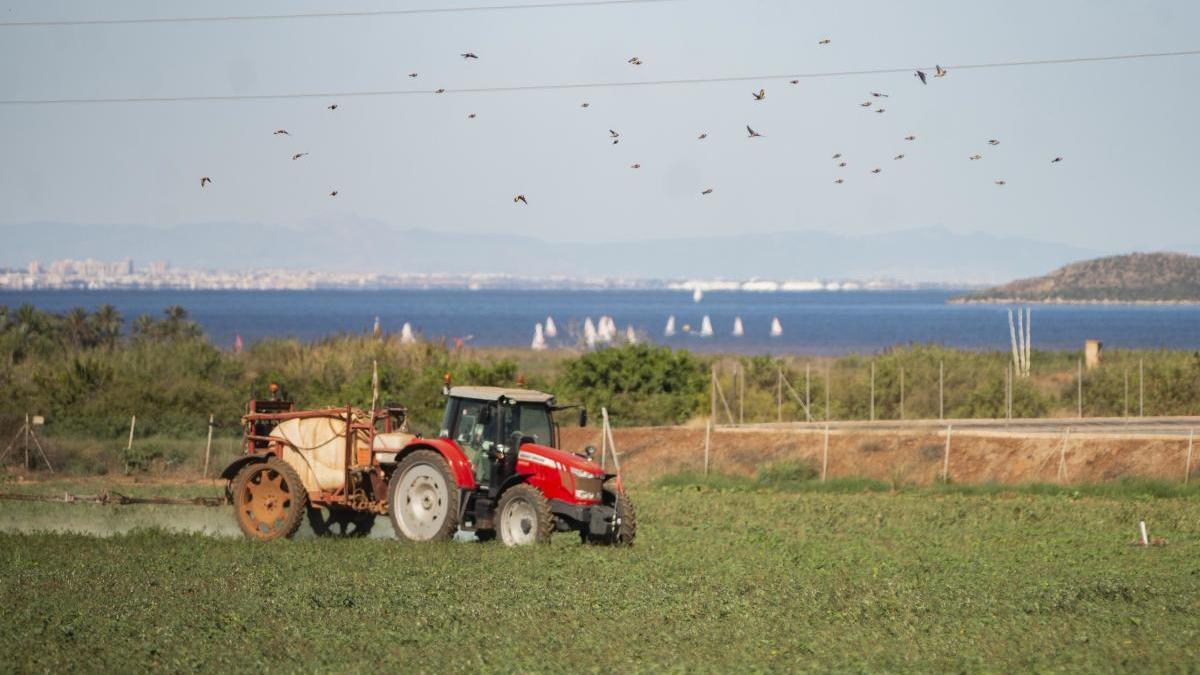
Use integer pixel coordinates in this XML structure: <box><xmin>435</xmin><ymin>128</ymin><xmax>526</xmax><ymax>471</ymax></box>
<box><xmin>1</xmin><ymin>481</ymin><xmax>1199</xmax><ymax>672</ymax></box>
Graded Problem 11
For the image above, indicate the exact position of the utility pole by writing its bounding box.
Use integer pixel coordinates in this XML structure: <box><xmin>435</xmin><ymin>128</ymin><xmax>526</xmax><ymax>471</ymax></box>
<box><xmin>825</xmin><ymin>368</ymin><xmax>831</xmax><ymax>421</ymax></box>
<box><xmin>899</xmin><ymin>366</ymin><xmax>905</xmax><ymax>420</ymax></box>
<box><xmin>1139</xmin><ymin>358</ymin><xmax>1145</xmax><ymax>417</ymax></box>
<box><xmin>776</xmin><ymin>367</ymin><xmax>782</xmax><ymax>423</ymax></box>
<box><xmin>1077</xmin><ymin>358</ymin><xmax>1083</xmax><ymax>418</ymax></box>
<box><xmin>738</xmin><ymin>363</ymin><xmax>744</xmax><ymax>425</ymax></box>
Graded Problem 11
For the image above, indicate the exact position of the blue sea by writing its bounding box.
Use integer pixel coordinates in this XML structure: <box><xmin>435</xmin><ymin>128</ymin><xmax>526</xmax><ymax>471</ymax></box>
<box><xmin>3</xmin><ymin>289</ymin><xmax>1200</xmax><ymax>355</ymax></box>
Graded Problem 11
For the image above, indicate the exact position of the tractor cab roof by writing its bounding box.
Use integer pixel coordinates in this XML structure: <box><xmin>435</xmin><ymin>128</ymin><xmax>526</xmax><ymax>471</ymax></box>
<box><xmin>449</xmin><ymin>386</ymin><xmax>555</xmax><ymax>405</ymax></box>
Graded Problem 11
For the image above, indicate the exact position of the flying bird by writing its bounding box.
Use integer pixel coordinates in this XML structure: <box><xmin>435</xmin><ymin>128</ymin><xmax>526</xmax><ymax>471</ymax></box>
<box><xmin>834</xmin><ymin>178</ymin><xmax>844</xmax><ymax>184</ymax></box>
<box><xmin>273</xmin><ymin>129</ymin><xmax>289</xmax><ymax>136</ymax></box>
<box><xmin>327</xmin><ymin>104</ymin><xmax>338</xmax><ymax>110</ymax></box>
<box><xmin>875</xmin><ymin>108</ymin><xmax>886</xmax><ymax>113</ymax></box>
<box><xmin>609</xmin><ymin>129</ymin><xmax>620</xmax><ymax>144</ymax></box>
<box><xmin>871</xmin><ymin>167</ymin><xmax>882</xmax><ymax>174</ymax></box>
<box><xmin>746</xmin><ymin>125</ymin><xmax>762</xmax><ymax>138</ymax></box>
<box><xmin>935</xmin><ymin>65</ymin><xmax>947</xmax><ymax>77</ymax></box>
<box><xmin>627</xmin><ymin>56</ymin><xmax>642</xmax><ymax>65</ymax></box>
<box><xmin>467</xmin><ymin>113</ymin><xmax>476</xmax><ymax>119</ymax></box>
<box><xmin>837</xmin><ymin>161</ymin><xmax>847</xmax><ymax>167</ymax></box>
<box><xmin>894</xmin><ymin>154</ymin><xmax>905</xmax><ymax>160</ymax></box>
<box><xmin>969</xmin><ymin>154</ymin><xmax>982</xmax><ymax>160</ymax></box>
<box><xmin>200</xmin><ymin>176</ymin><xmax>211</xmax><ymax>187</ymax></box>
<box><xmin>818</xmin><ymin>38</ymin><xmax>831</xmax><ymax>45</ymax></box>
<box><xmin>994</xmin><ymin>179</ymin><xmax>1006</xmax><ymax>185</ymax></box>
<box><xmin>435</xmin><ymin>88</ymin><xmax>445</xmax><ymax>94</ymax></box>
<box><xmin>753</xmin><ymin>89</ymin><xmax>766</xmax><ymax>101</ymax></box>
<box><xmin>988</xmin><ymin>139</ymin><xmax>1000</xmax><ymax>146</ymax></box>
<box><xmin>329</xmin><ymin>190</ymin><xmax>338</xmax><ymax>197</ymax></box>
<box><xmin>292</xmin><ymin>153</ymin><xmax>308</xmax><ymax>160</ymax></box>
<box><xmin>698</xmin><ymin>133</ymin><xmax>707</xmax><ymax>140</ymax></box>
<box><xmin>860</xmin><ymin>101</ymin><xmax>872</xmax><ymax>107</ymax></box>
<box><xmin>915</xmin><ymin>69</ymin><xmax>927</xmax><ymax>85</ymax></box>
<box><xmin>871</xmin><ymin>92</ymin><xmax>889</xmax><ymax>98</ymax></box>
<box><xmin>1051</xmin><ymin>156</ymin><xmax>1063</xmax><ymax>163</ymax></box>
<box><xmin>832</xmin><ymin>153</ymin><xmax>842</xmax><ymax>159</ymax></box>
<box><xmin>904</xmin><ymin>135</ymin><xmax>916</xmax><ymax>141</ymax></box>
<box><xmin>408</xmin><ymin>72</ymin><xmax>418</xmax><ymax>78</ymax></box>
<box><xmin>461</xmin><ymin>52</ymin><xmax>479</xmax><ymax>59</ymax></box>
<box><xmin>581</xmin><ymin>102</ymin><xmax>590</xmax><ymax>108</ymax></box>
<box><xmin>790</xmin><ymin>79</ymin><xmax>799</xmax><ymax>84</ymax></box>
<box><xmin>630</xmin><ymin>163</ymin><xmax>641</xmax><ymax>169</ymax></box>
<box><xmin>514</xmin><ymin>194</ymin><xmax>528</xmax><ymax>205</ymax></box>
<box><xmin>701</xmin><ymin>188</ymin><xmax>713</xmax><ymax>195</ymax></box>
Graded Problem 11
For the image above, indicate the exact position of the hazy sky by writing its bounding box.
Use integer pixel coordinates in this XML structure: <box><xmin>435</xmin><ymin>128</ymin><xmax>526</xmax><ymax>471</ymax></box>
<box><xmin>2</xmin><ymin>0</ymin><xmax>1199</xmax><ymax>251</ymax></box>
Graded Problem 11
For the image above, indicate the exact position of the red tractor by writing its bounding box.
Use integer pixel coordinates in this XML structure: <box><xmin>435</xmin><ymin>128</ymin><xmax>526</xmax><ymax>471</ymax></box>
<box><xmin>220</xmin><ymin>384</ymin><xmax>635</xmax><ymax>546</ymax></box>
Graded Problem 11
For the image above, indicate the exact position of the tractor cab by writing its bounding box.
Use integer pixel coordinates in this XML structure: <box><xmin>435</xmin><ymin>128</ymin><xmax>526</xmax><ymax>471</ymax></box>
<box><xmin>441</xmin><ymin>386</ymin><xmax>561</xmax><ymax>491</ymax></box>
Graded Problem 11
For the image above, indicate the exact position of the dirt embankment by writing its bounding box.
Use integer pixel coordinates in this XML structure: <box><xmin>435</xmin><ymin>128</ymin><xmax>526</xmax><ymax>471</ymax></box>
<box><xmin>560</xmin><ymin>426</ymin><xmax>1198</xmax><ymax>485</ymax></box>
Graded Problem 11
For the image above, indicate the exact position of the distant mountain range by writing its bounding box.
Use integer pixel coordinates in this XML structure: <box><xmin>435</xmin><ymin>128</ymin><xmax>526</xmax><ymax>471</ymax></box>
<box><xmin>960</xmin><ymin>252</ymin><xmax>1200</xmax><ymax>303</ymax></box>
<box><xmin>0</xmin><ymin>220</ymin><xmax>1151</xmax><ymax>284</ymax></box>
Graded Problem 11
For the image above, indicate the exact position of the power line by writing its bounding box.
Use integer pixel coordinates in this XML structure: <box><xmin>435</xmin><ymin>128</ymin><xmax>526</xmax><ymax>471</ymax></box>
<box><xmin>0</xmin><ymin>0</ymin><xmax>683</xmax><ymax>27</ymax></box>
<box><xmin>1</xmin><ymin>48</ymin><xmax>1197</xmax><ymax>106</ymax></box>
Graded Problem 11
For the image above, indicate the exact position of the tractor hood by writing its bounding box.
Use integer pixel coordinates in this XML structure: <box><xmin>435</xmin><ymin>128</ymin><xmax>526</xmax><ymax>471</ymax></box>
<box><xmin>517</xmin><ymin>443</ymin><xmax>606</xmax><ymax>478</ymax></box>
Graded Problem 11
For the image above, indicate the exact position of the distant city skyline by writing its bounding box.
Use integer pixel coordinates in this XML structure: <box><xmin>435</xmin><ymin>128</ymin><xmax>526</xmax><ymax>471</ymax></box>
<box><xmin>3</xmin><ymin>1</ymin><xmax>1199</xmax><ymax>263</ymax></box>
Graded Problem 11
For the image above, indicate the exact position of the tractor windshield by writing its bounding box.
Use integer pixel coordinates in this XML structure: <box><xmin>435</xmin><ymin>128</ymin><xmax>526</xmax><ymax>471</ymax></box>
<box><xmin>502</xmin><ymin>403</ymin><xmax>554</xmax><ymax>449</ymax></box>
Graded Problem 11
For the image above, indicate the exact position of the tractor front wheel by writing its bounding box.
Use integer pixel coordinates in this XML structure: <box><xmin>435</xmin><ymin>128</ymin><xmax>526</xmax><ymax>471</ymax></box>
<box><xmin>583</xmin><ymin>485</ymin><xmax>637</xmax><ymax>546</ymax></box>
<box><xmin>496</xmin><ymin>484</ymin><xmax>553</xmax><ymax>546</ymax></box>
<box><xmin>388</xmin><ymin>450</ymin><xmax>459</xmax><ymax>542</ymax></box>
<box><xmin>232</xmin><ymin>458</ymin><xmax>307</xmax><ymax>541</ymax></box>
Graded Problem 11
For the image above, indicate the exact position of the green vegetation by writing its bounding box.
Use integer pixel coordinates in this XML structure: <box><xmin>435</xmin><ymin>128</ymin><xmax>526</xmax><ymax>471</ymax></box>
<box><xmin>962</xmin><ymin>252</ymin><xmax>1200</xmax><ymax>302</ymax></box>
<box><xmin>1</xmin><ymin>484</ymin><xmax>1198</xmax><ymax>672</ymax></box>
<box><xmin>4</xmin><ymin>304</ymin><xmax>1200</xmax><ymax>476</ymax></box>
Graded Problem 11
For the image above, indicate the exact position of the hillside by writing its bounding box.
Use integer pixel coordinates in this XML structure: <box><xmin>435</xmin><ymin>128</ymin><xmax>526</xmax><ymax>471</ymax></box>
<box><xmin>960</xmin><ymin>252</ymin><xmax>1200</xmax><ymax>302</ymax></box>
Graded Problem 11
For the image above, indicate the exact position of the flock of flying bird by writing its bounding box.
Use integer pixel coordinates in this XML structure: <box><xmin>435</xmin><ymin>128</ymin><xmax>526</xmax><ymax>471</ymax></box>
<box><xmin>198</xmin><ymin>42</ymin><xmax>1064</xmax><ymax>202</ymax></box>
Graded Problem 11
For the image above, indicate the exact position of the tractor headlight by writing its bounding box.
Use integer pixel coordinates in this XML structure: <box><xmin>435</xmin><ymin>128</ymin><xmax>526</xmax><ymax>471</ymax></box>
<box><xmin>570</xmin><ymin>467</ymin><xmax>600</xmax><ymax>479</ymax></box>
<box><xmin>574</xmin><ymin>489</ymin><xmax>597</xmax><ymax>501</ymax></box>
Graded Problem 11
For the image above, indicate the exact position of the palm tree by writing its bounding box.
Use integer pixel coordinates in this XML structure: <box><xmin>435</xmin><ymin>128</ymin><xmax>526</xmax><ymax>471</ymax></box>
<box><xmin>132</xmin><ymin>314</ymin><xmax>156</xmax><ymax>339</ymax></box>
<box><xmin>91</xmin><ymin>304</ymin><xmax>123</xmax><ymax>349</ymax></box>
<box><xmin>64</xmin><ymin>307</ymin><xmax>95</xmax><ymax>349</ymax></box>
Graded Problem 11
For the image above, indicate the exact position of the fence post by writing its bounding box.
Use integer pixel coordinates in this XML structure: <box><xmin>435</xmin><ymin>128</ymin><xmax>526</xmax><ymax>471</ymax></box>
<box><xmin>942</xmin><ymin>425</ymin><xmax>952</xmax><ymax>482</ymax></box>
<box><xmin>899</xmin><ymin>366</ymin><xmax>905</xmax><ymax>420</ymax></box>
<box><xmin>870</xmin><ymin>361</ymin><xmax>875</xmax><ymax>422</ymax></box>
<box><xmin>704</xmin><ymin>420</ymin><xmax>711</xmax><ymax>475</ymax></box>
<box><xmin>125</xmin><ymin>414</ymin><xmax>136</xmax><ymax>474</ymax></box>
<box><xmin>821</xmin><ymin>425</ymin><xmax>830</xmax><ymax>482</ymax></box>
<box><xmin>1057</xmin><ymin>427</ymin><xmax>1072</xmax><ymax>483</ymax></box>
<box><xmin>203</xmin><ymin>414</ymin><xmax>214</xmax><ymax>478</ymax></box>
<box><xmin>1185</xmin><ymin>429</ymin><xmax>1194</xmax><ymax>485</ymax></box>
<box><xmin>23</xmin><ymin>413</ymin><xmax>30</xmax><ymax>470</ymax></box>
<box><xmin>939</xmin><ymin>360</ymin><xmax>945</xmax><ymax>421</ymax></box>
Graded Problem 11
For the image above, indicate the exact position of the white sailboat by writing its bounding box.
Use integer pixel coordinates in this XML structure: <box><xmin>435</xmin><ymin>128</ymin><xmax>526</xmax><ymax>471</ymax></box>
<box><xmin>699</xmin><ymin>315</ymin><xmax>714</xmax><ymax>337</ymax></box>
<box><xmin>583</xmin><ymin>317</ymin><xmax>597</xmax><ymax>349</ymax></box>
<box><xmin>769</xmin><ymin>317</ymin><xmax>783</xmax><ymax>337</ymax></box>
<box><xmin>625</xmin><ymin>325</ymin><xmax>637</xmax><ymax>344</ymax></box>
<box><xmin>732</xmin><ymin>316</ymin><xmax>744</xmax><ymax>337</ymax></box>
<box><xmin>531</xmin><ymin>323</ymin><xmax>547</xmax><ymax>350</ymax></box>
<box><xmin>664</xmin><ymin>315</ymin><xmax>676</xmax><ymax>336</ymax></box>
<box><xmin>400</xmin><ymin>322</ymin><xmax>417</xmax><ymax>344</ymax></box>
<box><xmin>544</xmin><ymin>316</ymin><xmax>558</xmax><ymax>338</ymax></box>
<box><xmin>599</xmin><ymin>315</ymin><xmax>617</xmax><ymax>343</ymax></box>
<box><xmin>693</xmin><ymin>287</ymin><xmax>704</xmax><ymax>303</ymax></box>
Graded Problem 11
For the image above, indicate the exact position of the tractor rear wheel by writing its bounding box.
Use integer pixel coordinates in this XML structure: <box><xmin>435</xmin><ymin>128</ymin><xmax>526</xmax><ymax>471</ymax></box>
<box><xmin>496</xmin><ymin>484</ymin><xmax>553</xmax><ymax>546</ymax></box>
<box><xmin>307</xmin><ymin>505</ymin><xmax>376</xmax><ymax>537</ymax></box>
<box><xmin>583</xmin><ymin>484</ymin><xmax>637</xmax><ymax>546</ymax></box>
<box><xmin>388</xmin><ymin>450</ymin><xmax>459</xmax><ymax>542</ymax></box>
<box><xmin>232</xmin><ymin>458</ymin><xmax>307</xmax><ymax>541</ymax></box>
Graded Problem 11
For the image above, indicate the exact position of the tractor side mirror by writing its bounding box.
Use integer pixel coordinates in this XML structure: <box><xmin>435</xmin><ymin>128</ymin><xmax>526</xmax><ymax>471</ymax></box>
<box><xmin>583</xmin><ymin>445</ymin><xmax>596</xmax><ymax>460</ymax></box>
<box><xmin>579</xmin><ymin>408</ymin><xmax>588</xmax><ymax>427</ymax></box>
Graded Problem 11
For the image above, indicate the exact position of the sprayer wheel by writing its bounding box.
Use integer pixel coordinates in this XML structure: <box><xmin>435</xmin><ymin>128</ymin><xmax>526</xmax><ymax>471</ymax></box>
<box><xmin>232</xmin><ymin>458</ymin><xmax>307</xmax><ymax>541</ymax></box>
